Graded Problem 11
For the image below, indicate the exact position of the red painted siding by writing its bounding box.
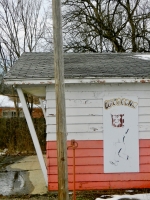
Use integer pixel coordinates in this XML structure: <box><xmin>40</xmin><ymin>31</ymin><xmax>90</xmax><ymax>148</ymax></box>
<box><xmin>46</xmin><ymin>140</ymin><xmax>150</xmax><ymax>190</ymax></box>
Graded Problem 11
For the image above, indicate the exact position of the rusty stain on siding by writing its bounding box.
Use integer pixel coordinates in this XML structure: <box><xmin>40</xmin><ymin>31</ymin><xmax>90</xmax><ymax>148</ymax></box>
<box><xmin>90</xmin><ymin>127</ymin><xmax>98</xmax><ymax>131</ymax></box>
<box><xmin>140</xmin><ymin>80</ymin><xmax>146</xmax><ymax>83</ymax></box>
<box><xmin>96</xmin><ymin>80</ymin><xmax>106</xmax><ymax>83</ymax></box>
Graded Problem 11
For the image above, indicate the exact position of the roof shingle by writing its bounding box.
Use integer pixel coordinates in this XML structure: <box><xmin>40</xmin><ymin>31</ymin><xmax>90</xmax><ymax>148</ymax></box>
<box><xmin>4</xmin><ymin>52</ymin><xmax>150</xmax><ymax>81</ymax></box>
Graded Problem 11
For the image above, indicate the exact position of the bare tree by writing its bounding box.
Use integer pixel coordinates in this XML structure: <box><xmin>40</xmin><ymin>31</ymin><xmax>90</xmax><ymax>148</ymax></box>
<box><xmin>0</xmin><ymin>0</ymin><xmax>52</xmax><ymax>115</ymax></box>
<box><xmin>0</xmin><ymin>0</ymin><xmax>52</xmax><ymax>74</ymax></box>
<box><xmin>63</xmin><ymin>0</ymin><xmax>150</xmax><ymax>53</ymax></box>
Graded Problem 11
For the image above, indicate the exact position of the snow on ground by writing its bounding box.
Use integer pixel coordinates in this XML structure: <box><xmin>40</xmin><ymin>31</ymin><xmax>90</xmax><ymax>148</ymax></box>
<box><xmin>134</xmin><ymin>54</ymin><xmax>150</xmax><ymax>60</ymax></box>
<box><xmin>95</xmin><ymin>193</ymin><xmax>150</xmax><ymax>200</ymax></box>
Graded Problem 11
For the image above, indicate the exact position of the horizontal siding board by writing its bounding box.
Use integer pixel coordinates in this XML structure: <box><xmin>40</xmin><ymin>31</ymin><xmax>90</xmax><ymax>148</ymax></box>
<box><xmin>46</xmin><ymin>140</ymin><xmax>103</xmax><ymax>150</ymax></box>
<box><xmin>47</xmin><ymin>83</ymin><xmax>150</xmax><ymax>92</ymax></box>
<box><xmin>46</xmin><ymin>107</ymin><xmax>102</xmax><ymax>116</ymax></box>
<box><xmin>48</xmin><ymin>164</ymin><xmax>150</xmax><ymax>174</ymax></box>
<box><xmin>140</xmin><ymin>164</ymin><xmax>150</xmax><ymax>172</ymax></box>
<box><xmin>139</xmin><ymin>107</ymin><xmax>150</xmax><ymax>114</ymax></box>
<box><xmin>47</xmin><ymin>163</ymin><xmax>150</xmax><ymax>174</ymax></box>
<box><xmin>46</xmin><ymin>132</ymin><xmax>103</xmax><ymax>141</ymax></box>
<box><xmin>46</xmin><ymin>92</ymin><xmax>150</xmax><ymax>101</ymax></box>
<box><xmin>46</xmin><ymin>99</ymin><xmax>150</xmax><ymax>108</ymax></box>
<box><xmin>139</xmin><ymin>99</ymin><xmax>150</xmax><ymax>107</ymax></box>
<box><xmin>46</xmin><ymin>123</ymin><xmax>149</xmax><ymax>133</ymax></box>
<box><xmin>46</xmin><ymin>132</ymin><xmax>150</xmax><ymax>141</ymax></box>
<box><xmin>47</xmin><ymin>91</ymin><xmax>143</xmax><ymax>100</ymax></box>
<box><xmin>47</xmin><ymin>156</ymin><xmax>150</xmax><ymax>166</ymax></box>
<box><xmin>47</xmin><ymin>99</ymin><xmax>103</xmax><ymax>108</ymax></box>
<box><xmin>47</xmin><ymin>116</ymin><xmax>103</xmax><ymax>124</ymax></box>
<box><xmin>139</xmin><ymin>116</ymin><xmax>150</xmax><ymax>123</ymax></box>
<box><xmin>46</xmin><ymin>116</ymin><xmax>150</xmax><ymax>125</ymax></box>
<box><xmin>140</xmin><ymin>148</ymin><xmax>150</xmax><ymax>156</ymax></box>
<box><xmin>140</xmin><ymin>156</ymin><xmax>150</xmax><ymax>164</ymax></box>
<box><xmin>47</xmin><ymin>124</ymin><xmax>103</xmax><ymax>133</ymax></box>
<box><xmin>139</xmin><ymin>139</ymin><xmax>150</xmax><ymax>147</ymax></box>
<box><xmin>48</xmin><ymin>181</ymin><xmax>150</xmax><ymax>190</ymax></box>
<box><xmin>48</xmin><ymin>173</ymin><xmax>150</xmax><ymax>183</ymax></box>
<box><xmin>139</xmin><ymin>132</ymin><xmax>150</xmax><ymax>139</ymax></box>
<box><xmin>48</xmin><ymin>165</ymin><xmax>103</xmax><ymax>174</ymax></box>
<box><xmin>47</xmin><ymin>157</ymin><xmax>103</xmax><ymax>166</ymax></box>
<box><xmin>47</xmin><ymin>149</ymin><xmax>103</xmax><ymax>158</ymax></box>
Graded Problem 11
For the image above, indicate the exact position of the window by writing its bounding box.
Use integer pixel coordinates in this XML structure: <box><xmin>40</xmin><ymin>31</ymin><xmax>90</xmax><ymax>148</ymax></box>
<box><xmin>2</xmin><ymin>111</ymin><xmax>24</xmax><ymax>118</ymax></box>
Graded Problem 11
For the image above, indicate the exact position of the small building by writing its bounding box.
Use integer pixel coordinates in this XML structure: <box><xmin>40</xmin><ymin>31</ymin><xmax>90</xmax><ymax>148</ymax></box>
<box><xmin>4</xmin><ymin>52</ymin><xmax>150</xmax><ymax>190</ymax></box>
<box><xmin>0</xmin><ymin>94</ymin><xmax>44</xmax><ymax>118</ymax></box>
<box><xmin>0</xmin><ymin>95</ymin><xmax>23</xmax><ymax>117</ymax></box>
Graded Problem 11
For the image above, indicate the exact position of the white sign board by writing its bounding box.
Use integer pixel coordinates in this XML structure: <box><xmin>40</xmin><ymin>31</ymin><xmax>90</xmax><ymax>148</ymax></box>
<box><xmin>103</xmin><ymin>96</ymin><xmax>139</xmax><ymax>173</ymax></box>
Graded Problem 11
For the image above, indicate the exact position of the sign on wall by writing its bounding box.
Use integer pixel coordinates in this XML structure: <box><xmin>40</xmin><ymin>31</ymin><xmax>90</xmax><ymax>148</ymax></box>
<box><xmin>103</xmin><ymin>96</ymin><xmax>139</xmax><ymax>173</ymax></box>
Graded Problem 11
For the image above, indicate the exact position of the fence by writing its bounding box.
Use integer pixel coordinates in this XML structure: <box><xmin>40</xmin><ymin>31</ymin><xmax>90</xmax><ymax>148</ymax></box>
<box><xmin>0</xmin><ymin>118</ymin><xmax>46</xmax><ymax>154</ymax></box>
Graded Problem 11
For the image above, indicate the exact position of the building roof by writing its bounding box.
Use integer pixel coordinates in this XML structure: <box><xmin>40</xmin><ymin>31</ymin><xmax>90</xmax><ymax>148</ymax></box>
<box><xmin>4</xmin><ymin>52</ymin><xmax>150</xmax><ymax>83</ymax></box>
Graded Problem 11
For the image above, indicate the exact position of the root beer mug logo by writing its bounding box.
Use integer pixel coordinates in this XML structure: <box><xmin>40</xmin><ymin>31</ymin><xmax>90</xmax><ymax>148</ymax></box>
<box><xmin>103</xmin><ymin>96</ymin><xmax>139</xmax><ymax>173</ymax></box>
<box><xmin>111</xmin><ymin>113</ymin><xmax>124</xmax><ymax>127</ymax></box>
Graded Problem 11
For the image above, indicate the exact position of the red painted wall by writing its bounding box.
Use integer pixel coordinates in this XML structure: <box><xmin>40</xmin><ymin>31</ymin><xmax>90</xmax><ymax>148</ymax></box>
<box><xmin>46</xmin><ymin>140</ymin><xmax>150</xmax><ymax>191</ymax></box>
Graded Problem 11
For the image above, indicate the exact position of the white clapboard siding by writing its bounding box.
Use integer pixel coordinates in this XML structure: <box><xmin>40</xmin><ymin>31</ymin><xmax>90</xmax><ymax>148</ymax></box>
<box><xmin>46</xmin><ymin>116</ymin><xmax>102</xmax><ymax>125</ymax></box>
<box><xmin>46</xmin><ymin>98</ymin><xmax>150</xmax><ymax>108</ymax></box>
<box><xmin>46</xmin><ymin>91</ymin><xmax>150</xmax><ymax>100</ymax></box>
<box><xmin>46</xmin><ymin>123</ymin><xmax>150</xmax><ymax>133</ymax></box>
<box><xmin>46</xmin><ymin>115</ymin><xmax>149</xmax><ymax>125</ymax></box>
<box><xmin>46</xmin><ymin>132</ymin><xmax>103</xmax><ymax>141</ymax></box>
<box><xmin>46</xmin><ymin>83</ymin><xmax>150</xmax><ymax>141</ymax></box>
<box><xmin>46</xmin><ymin>131</ymin><xmax>150</xmax><ymax>141</ymax></box>
<box><xmin>139</xmin><ymin>99</ymin><xmax>150</xmax><ymax>107</ymax></box>
<box><xmin>46</xmin><ymin>107</ymin><xmax>150</xmax><ymax>117</ymax></box>
<box><xmin>46</xmin><ymin>107</ymin><xmax>102</xmax><ymax>116</ymax></box>
<box><xmin>47</xmin><ymin>99</ymin><xmax>103</xmax><ymax>108</ymax></box>
<box><xmin>47</xmin><ymin>83</ymin><xmax>150</xmax><ymax>93</ymax></box>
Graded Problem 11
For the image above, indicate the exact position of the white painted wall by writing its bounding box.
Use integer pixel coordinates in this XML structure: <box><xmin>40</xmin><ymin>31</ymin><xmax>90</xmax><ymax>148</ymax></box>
<box><xmin>46</xmin><ymin>83</ymin><xmax>150</xmax><ymax>141</ymax></box>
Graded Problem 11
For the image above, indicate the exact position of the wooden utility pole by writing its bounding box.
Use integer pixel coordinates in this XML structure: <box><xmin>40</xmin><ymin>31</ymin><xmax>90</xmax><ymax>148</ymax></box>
<box><xmin>52</xmin><ymin>1</ymin><xmax>69</xmax><ymax>200</ymax></box>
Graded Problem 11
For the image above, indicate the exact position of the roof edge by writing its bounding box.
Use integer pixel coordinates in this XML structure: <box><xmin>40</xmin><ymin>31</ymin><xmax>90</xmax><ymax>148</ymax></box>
<box><xmin>4</xmin><ymin>78</ymin><xmax>150</xmax><ymax>85</ymax></box>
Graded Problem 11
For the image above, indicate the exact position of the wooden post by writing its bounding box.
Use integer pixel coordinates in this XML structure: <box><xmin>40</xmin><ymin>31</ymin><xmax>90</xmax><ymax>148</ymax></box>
<box><xmin>52</xmin><ymin>0</ymin><xmax>69</xmax><ymax>200</ymax></box>
<box><xmin>17</xmin><ymin>88</ymin><xmax>48</xmax><ymax>186</ymax></box>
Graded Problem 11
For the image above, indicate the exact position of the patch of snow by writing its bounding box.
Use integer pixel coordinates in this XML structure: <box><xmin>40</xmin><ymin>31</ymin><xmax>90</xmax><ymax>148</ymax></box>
<box><xmin>0</xmin><ymin>95</ymin><xmax>40</xmax><ymax>108</ymax></box>
<box><xmin>0</xmin><ymin>148</ymin><xmax>8</xmax><ymax>155</ymax></box>
<box><xmin>95</xmin><ymin>193</ymin><xmax>150</xmax><ymax>200</ymax></box>
<box><xmin>134</xmin><ymin>54</ymin><xmax>150</xmax><ymax>60</ymax></box>
<box><xmin>0</xmin><ymin>95</ymin><xmax>18</xmax><ymax>107</ymax></box>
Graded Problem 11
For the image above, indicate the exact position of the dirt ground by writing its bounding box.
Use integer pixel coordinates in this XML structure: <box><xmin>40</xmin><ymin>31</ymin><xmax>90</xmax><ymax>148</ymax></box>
<box><xmin>1</xmin><ymin>190</ymin><xmax>150</xmax><ymax>200</ymax></box>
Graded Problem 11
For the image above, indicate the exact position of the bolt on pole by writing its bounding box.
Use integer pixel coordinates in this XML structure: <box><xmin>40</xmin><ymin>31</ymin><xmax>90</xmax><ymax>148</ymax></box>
<box><xmin>52</xmin><ymin>0</ymin><xmax>69</xmax><ymax>200</ymax></box>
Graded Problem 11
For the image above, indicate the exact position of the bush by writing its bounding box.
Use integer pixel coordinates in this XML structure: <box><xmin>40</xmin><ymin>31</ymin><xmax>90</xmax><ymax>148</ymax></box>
<box><xmin>0</xmin><ymin>118</ymin><xmax>46</xmax><ymax>154</ymax></box>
